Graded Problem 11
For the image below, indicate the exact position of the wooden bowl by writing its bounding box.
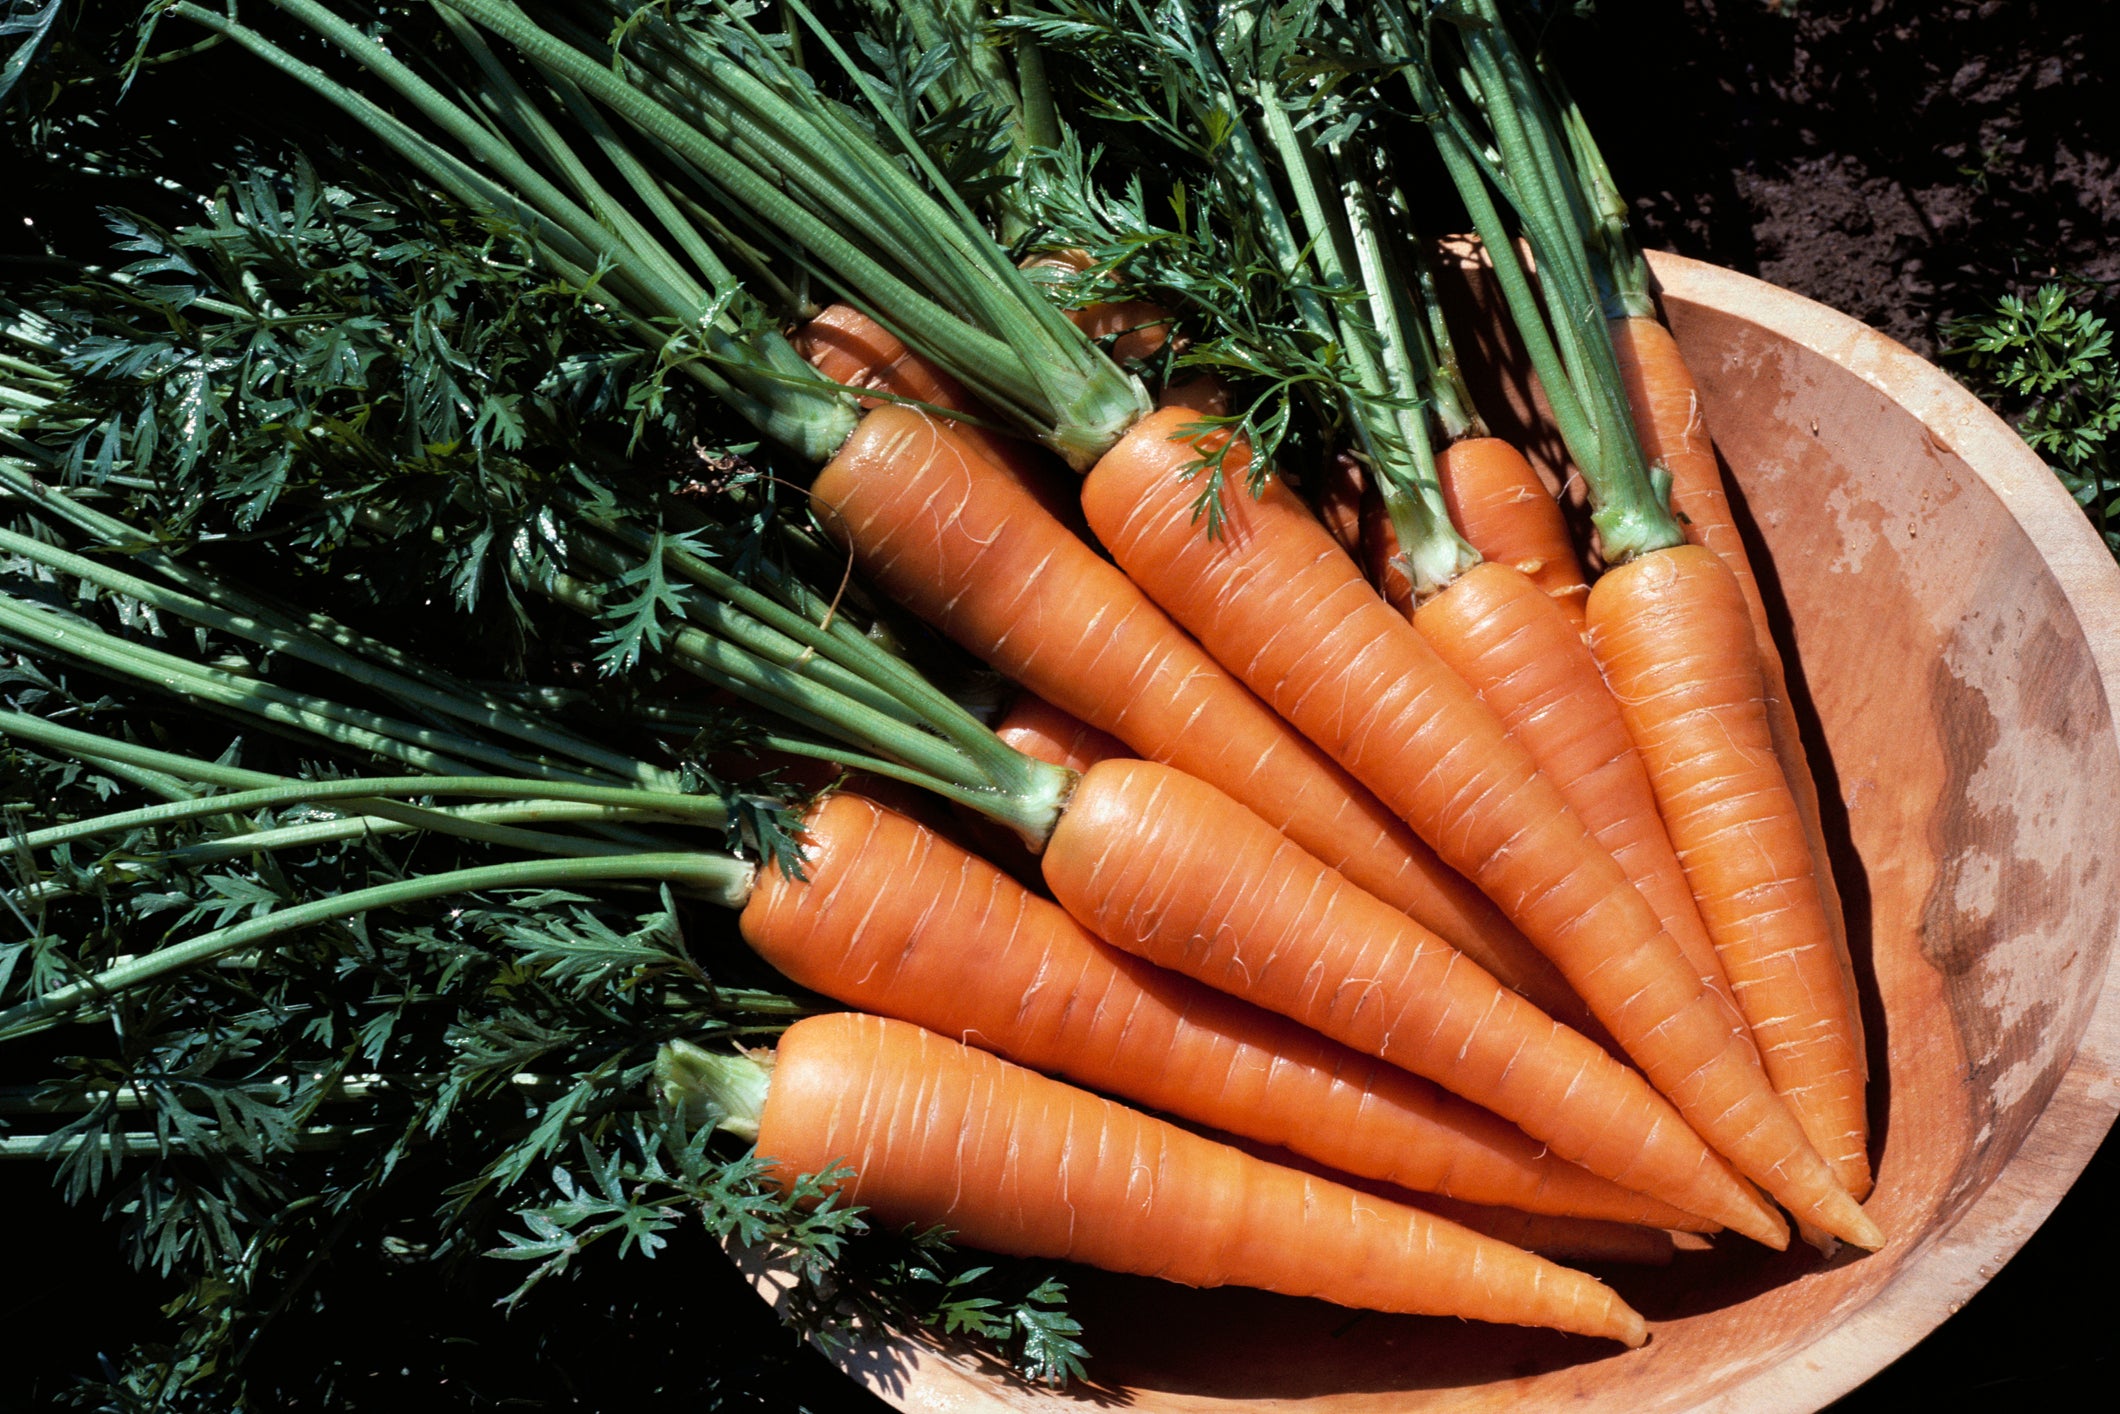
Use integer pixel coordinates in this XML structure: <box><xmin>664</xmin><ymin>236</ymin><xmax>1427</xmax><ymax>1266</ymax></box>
<box><xmin>736</xmin><ymin>253</ymin><xmax>2120</xmax><ymax>1411</ymax></box>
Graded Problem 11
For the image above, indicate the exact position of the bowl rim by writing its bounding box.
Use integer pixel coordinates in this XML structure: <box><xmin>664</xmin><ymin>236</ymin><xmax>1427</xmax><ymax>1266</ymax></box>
<box><xmin>738</xmin><ymin>253</ymin><xmax>2120</xmax><ymax>1414</ymax></box>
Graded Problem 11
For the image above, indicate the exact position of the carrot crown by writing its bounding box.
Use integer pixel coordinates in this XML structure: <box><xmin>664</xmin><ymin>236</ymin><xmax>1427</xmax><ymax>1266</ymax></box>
<box><xmin>1210</xmin><ymin>8</ymin><xmax>1484</xmax><ymax>599</ymax></box>
<box><xmin>459</xmin><ymin>0</ymin><xmax>1151</xmax><ymax>470</ymax></box>
<box><xmin>1388</xmin><ymin>0</ymin><xmax>1685</xmax><ymax>564</ymax></box>
<box><xmin>656</xmin><ymin>1037</ymin><xmax>774</xmax><ymax>1142</ymax></box>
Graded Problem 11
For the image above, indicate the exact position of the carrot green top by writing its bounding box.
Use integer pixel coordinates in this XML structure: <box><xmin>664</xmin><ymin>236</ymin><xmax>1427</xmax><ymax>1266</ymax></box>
<box><xmin>1388</xmin><ymin>0</ymin><xmax>1685</xmax><ymax>565</ymax></box>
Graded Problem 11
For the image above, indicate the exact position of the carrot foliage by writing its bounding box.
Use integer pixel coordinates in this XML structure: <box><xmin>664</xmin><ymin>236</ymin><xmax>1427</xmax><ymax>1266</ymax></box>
<box><xmin>0</xmin><ymin>130</ymin><xmax>1087</xmax><ymax>1405</ymax></box>
<box><xmin>1949</xmin><ymin>284</ymin><xmax>2120</xmax><ymax>558</ymax></box>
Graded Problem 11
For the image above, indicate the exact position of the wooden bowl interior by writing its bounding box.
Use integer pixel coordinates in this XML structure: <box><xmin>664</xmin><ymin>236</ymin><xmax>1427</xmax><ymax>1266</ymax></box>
<box><xmin>743</xmin><ymin>255</ymin><xmax>2120</xmax><ymax>1413</ymax></box>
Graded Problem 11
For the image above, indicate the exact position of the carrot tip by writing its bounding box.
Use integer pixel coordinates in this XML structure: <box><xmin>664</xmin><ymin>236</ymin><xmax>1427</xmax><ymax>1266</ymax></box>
<box><xmin>1843</xmin><ymin>1208</ymin><xmax>1887</xmax><ymax>1254</ymax></box>
<box><xmin>1812</xmin><ymin>1191</ymin><xmax>1886</xmax><ymax>1252</ymax></box>
<box><xmin>1749</xmin><ymin>1213</ymin><xmax>1792</xmax><ymax>1253</ymax></box>
<box><xmin>1722</xmin><ymin>1193</ymin><xmax>1790</xmax><ymax>1251</ymax></box>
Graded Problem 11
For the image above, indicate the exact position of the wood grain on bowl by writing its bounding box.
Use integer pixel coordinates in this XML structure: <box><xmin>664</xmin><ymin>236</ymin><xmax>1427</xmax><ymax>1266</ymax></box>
<box><xmin>736</xmin><ymin>253</ymin><xmax>2120</xmax><ymax>1413</ymax></box>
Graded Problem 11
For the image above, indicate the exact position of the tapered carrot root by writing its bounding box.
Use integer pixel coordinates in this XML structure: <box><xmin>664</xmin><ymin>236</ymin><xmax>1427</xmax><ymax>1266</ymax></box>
<box><xmin>1042</xmin><ymin>757</ymin><xmax>1785</xmax><ymax>1246</ymax></box>
<box><xmin>1082</xmin><ymin>410</ymin><xmax>1880</xmax><ymax>1250</ymax></box>
<box><xmin>1414</xmin><ymin>1195</ymin><xmax>1676</xmax><ymax>1268</ymax></box>
<box><xmin>760</xmin><ymin>1013</ymin><xmax>1650</xmax><ymax>1344</ymax></box>
<box><xmin>1588</xmin><ymin>546</ymin><xmax>1872</xmax><ymax>1201</ymax></box>
<box><xmin>1610</xmin><ymin>314</ymin><xmax>1863</xmax><ymax>1077</ymax></box>
<box><xmin>1411</xmin><ymin>561</ymin><xmax>1745</xmax><ymax>1027</ymax></box>
<box><xmin>741</xmin><ymin>792</ymin><xmax>1706</xmax><ymax>1229</ymax></box>
<box><xmin>1222</xmin><ymin>1135</ymin><xmax>1679</xmax><ymax>1266</ymax></box>
<box><xmin>808</xmin><ymin>404</ymin><xmax>1598</xmax><ymax>1036</ymax></box>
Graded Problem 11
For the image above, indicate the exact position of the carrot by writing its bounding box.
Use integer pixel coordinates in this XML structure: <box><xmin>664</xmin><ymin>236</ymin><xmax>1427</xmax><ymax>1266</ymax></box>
<box><xmin>794</xmin><ymin>303</ymin><xmax>1086</xmax><ymax>534</ymax></box>
<box><xmin>1437</xmin><ymin>437</ymin><xmax>1592</xmax><ymax>626</ymax></box>
<box><xmin>741</xmin><ymin>790</ymin><xmax>1709</xmax><ymax>1230</ymax></box>
<box><xmin>1609</xmin><ymin>313</ymin><xmax>1865</xmax><ymax>1089</ymax></box>
<box><xmin>794</xmin><ymin>301</ymin><xmax>979</xmax><ymax>417</ymax></box>
<box><xmin>994</xmin><ymin>689</ymin><xmax>1128</xmax><ymax>775</ymax></box>
<box><xmin>1409</xmin><ymin>560</ymin><xmax>1746</xmax><ymax>1027</ymax></box>
<box><xmin>736</xmin><ymin>1011</ymin><xmax>1650</xmax><ymax>1344</ymax></box>
<box><xmin>1025</xmin><ymin>248</ymin><xmax>1174</xmax><ymax>363</ymax></box>
<box><xmin>1080</xmin><ymin>408</ymin><xmax>1880</xmax><ymax>1250</ymax></box>
<box><xmin>1349</xmin><ymin>430</ymin><xmax>1744</xmax><ymax>1069</ymax></box>
<box><xmin>1363</xmin><ymin>439</ymin><xmax>1589</xmax><ymax>629</ymax></box>
<box><xmin>1588</xmin><ymin>545</ymin><xmax>1872</xmax><ymax>1201</ymax></box>
<box><xmin>1412</xmin><ymin>1194</ymin><xmax>1675</xmax><ymax>1269</ymax></box>
<box><xmin>808</xmin><ymin>403</ymin><xmax>1599</xmax><ymax>1037</ymax></box>
<box><xmin>1043</xmin><ymin>756</ymin><xmax>1785</xmax><ymax>1246</ymax></box>
<box><xmin>1217</xmin><ymin>1134</ymin><xmax>1678</xmax><ymax>1267</ymax></box>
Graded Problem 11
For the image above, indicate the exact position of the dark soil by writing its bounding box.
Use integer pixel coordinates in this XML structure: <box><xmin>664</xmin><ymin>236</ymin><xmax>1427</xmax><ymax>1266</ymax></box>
<box><xmin>1568</xmin><ymin>0</ymin><xmax>2120</xmax><ymax>355</ymax></box>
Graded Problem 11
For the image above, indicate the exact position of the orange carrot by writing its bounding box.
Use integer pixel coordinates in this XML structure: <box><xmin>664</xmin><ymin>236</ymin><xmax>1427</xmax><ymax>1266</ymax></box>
<box><xmin>741</xmin><ymin>791</ymin><xmax>1707</xmax><ymax>1230</ymax></box>
<box><xmin>795</xmin><ymin>301</ymin><xmax>974</xmax><ymax>414</ymax></box>
<box><xmin>1079</xmin><ymin>408</ymin><xmax>1880</xmax><ymax>1250</ymax></box>
<box><xmin>1437</xmin><ymin>437</ymin><xmax>1592</xmax><ymax>626</ymax></box>
<box><xmin>994</xmin><ymin>689</ymin><xmax>1128</xmax><ymax>775</ymax></box>
<box><xmin>1610</xmin><ymin>313</ymin><xmax>1865</xmax><ymax>1084</ymax></box>
<box><xmin>808</xmin><ymin>403</ymin><xmax>1598</xmax><ymax>1037</ymax></box>
<box><xmin>1588</xmin><ymin>545</ymin><xmax>1871</xmax><ymax>1200</ymax></box>
<box><xmin>1410</xmin><ymin>561</ymin><xmax>1746</xmax><ymax>1027</ymax></box>
<box><xmin>1216</xmin><ymin>1133</ymin><xmax>1678</xmax><ymax>1266</ymax></box>
<box><xmin>794</xmin><ymin>303</ymin><xmax>1086</xmax><ymax>535</ymax></box>
<box><xmin>1411</xmin><ymin>1194</ymin><xmax>1675</xmax><ymax>1268</ymax></box>
<box><xmin>1042</xmin><ymin>756</ymin><xmax>1784</xmax><ymax>1246</ymax></box>
<box><xmin>749</xmin><ymin>1012</ymin><xmax>1650</xmax><ymax>1344</ymax></box>
<box><xmin>1025</xmin><ymin>248</ymin><xmax>1174</xmax><ymax>363</ymax></box>
<box><xmin>1189</xmin><ymin>1046</ymin><xmax>1685</xmax><ymax>1273</ymax></box>
<box><xmin>1362</xmin><ymin>440</ymin><xmax>1590</xmax><ymax>627</ymax></box>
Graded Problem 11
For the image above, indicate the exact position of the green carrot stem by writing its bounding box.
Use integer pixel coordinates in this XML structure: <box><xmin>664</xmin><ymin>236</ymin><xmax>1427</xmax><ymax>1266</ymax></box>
<box><xmin>1249</xmin><ymin>86</ymin><xmax>1476</xmax><ymax>597</ymax></box>
<box><xmin>531</xmin><ymin>569</ymin><xmax>1070</xmax><ymax>846</ymax></box>
<box><xmin>655</xmin><ymin>1036</ymin><xmax>771</xmax><ymax>1141</ymax></box>
<box><xmin>1544</xmin><ymin>65</ymin><xmax>1654</xmax><ymax>318</ymax></box>
<box><xmin>0</xmin><ymin>1074</ymin><xmax>409</xmax><ymax>1115</ymax></box>
<box><xmin>0</xmin><ymin>710</ymin><xmax>698</xmax><ymax>860</ymax></box>
<box><xmin>1392</xmin><ymin>202</ymin><xmax>1486</xmax><ymax>442</ymax></box>
<box><xmin>165</xmin><ymin>800</ymin><xmax>694</xmax><ymax>866</ymax></box>
<box><xmin>431</xmin><ymin>4</ymin><xmax>717</xmax><ymax>306</ymax></box>
<box><xmin>0</xmin><ymin>853</ymin><xmax>751</xmax><ymax>1040</ymax></box>
<box><xmin>1334</xmin><ymin>151</ymin><xmax>1482</xmax><ymax>596</ymax></box>
<box><xmin>10</xmin><ymin>771</ymin><xmax>726</xmax><ymax>853</ymax></box>
<box><xmin>0</xmin><ymin>1127</ymin><xmax>364</xmax><ymax>1159</ymax></box>
<box><xmin>597</xmin><ymin>524</ymin><xmax>1048</xmax><ymax>795</ymax></box>
<box><xmin>451</xmin><ymin>0</ymin><xmax>1147</xmax><ymax>468</ymax></box>
<box><xmin>0</xmin><ymin>593</ymin><xmax>593</xmax><ymax>785</ymax></box>
<box><xmin>0</xmin><ymin>495</ymin><xmax>662</xmax><ymax>788</ymax></box>
<box><xmin>1451</xmin><ymin>0</ymin><xmax>1680</xmax><ymax>560</ymax></box>
<box><xmin>562</xmin><ymin>532</ymin><xmax>927</xmax><ymax>732</ymax></box>
<box><xmin>177</xmin><ymin>1</ymin><xmax>859</xmax><ymax>461</ymax></box>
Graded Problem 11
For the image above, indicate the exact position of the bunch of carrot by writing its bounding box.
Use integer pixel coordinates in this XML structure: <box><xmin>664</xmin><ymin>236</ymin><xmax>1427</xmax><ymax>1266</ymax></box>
<box><xmin>103</xmin><ymin>0</ymin><xmax>1886</xmax><ymax>1364</ymax></box>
